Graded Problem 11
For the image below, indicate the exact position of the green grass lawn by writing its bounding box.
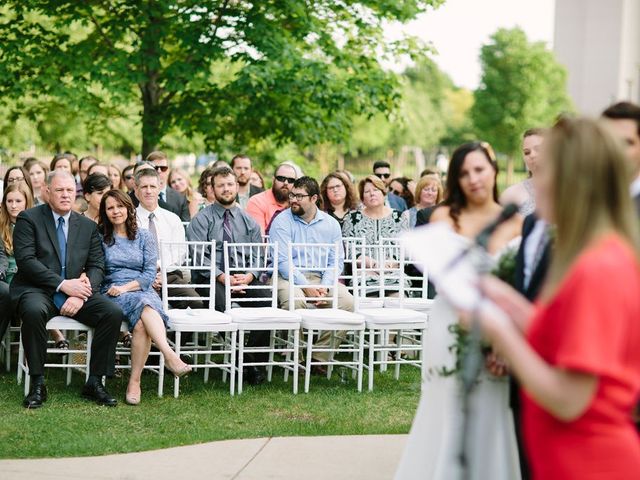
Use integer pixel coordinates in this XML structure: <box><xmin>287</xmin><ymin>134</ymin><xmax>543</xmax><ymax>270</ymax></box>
<box><xmin>0</xmin><ymin>362</ymin><xmax>421</xmax><ymax>459</ymax></box>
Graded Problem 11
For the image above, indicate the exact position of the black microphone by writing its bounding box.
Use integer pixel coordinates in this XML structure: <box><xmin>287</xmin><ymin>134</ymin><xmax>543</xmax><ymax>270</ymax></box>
<box><xmin>475</xmin><ymin>203</ymin><xmax>519</xmax><ymax>249</ymax></box>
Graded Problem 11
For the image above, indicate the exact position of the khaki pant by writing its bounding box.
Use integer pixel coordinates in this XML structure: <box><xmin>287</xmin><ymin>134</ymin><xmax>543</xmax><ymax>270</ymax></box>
<box><xmin>276</xmin><ymin>273</ymin><xmax>354</xmax><ymax>361</ymax></box>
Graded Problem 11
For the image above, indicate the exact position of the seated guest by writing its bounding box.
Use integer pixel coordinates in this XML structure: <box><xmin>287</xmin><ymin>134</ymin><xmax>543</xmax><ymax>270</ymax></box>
<box><xmin>87</xmin><ymin>162</ymin><xmax>110</xmax><ymax>177</ymax></box>
<box><xmin>197</xmin><ymin>167</ymin><xmax>216</xmax><ymax>207</ymax></box>
<box><xmin>250</xmin><ymin>170</ymin><xmax>265</xmax><ymax>190</ymax></box>
<box><xmin>404</xmin><ymin>174</ymin><xmax>443</xmax><ymax>228</ymax></box>
<box><xmin>320</xmin><ymin>171</ymin><xmax>359</xmax><ymax>227</ymax></box>
<box><xmin>246</xmin><ymin>163</ymin><xmax>297</xmax><ymax>234</ymax></box>
<box><xmin>342</xmin><ymin>175</ymin><xmax>409</xmax><ymax>295</ymax></box>
<box><xmin>0</xmin><ymin>183</ymin><xmax>34</xmax><ymax>343</ymax></box>
<box><xmin>11</xmin><ymin>171</ymin><xmax>122</xmax><ymax>408</ymax></box>
<box><xmin>77</xmin><ymin>155</ymin><xmax>99</xmax><ymax>195</ymax></box>
<box><xmin>186</xmin><ymin>166</ymin><xmax>272</xmax><ymax>385</ymax></box>
<box><xmin>231</xmin><ymin>154</ymin><xmax>263</xmax><ymax>209</ymax></box>
<box><xmin>122</xmin><ymin>165</ymin><xmax>136</xmax><ymax>193</ymax></box>
<box><xmin>270</xmin><ymin>176</ymin><xmax>353</xmax><ymax>311</ymax></box>
<box><xmin>108</xmin><ymin>164</ymin><xmax>124</xmax><ymax>191</ymax></box>
<box><xmin>82</xmin><ymin>174</ymin><xmax>112</xmax><ymax>223</ymax></box>
<box><xmin>372</xmin><ymin>160</ymin><xmax>407</xmax><ymax>212</ymax></box>
<box><xmin>99</xmin><ymin>190</ymin><xmax>191</xmax><ymax>405</ymax></box>
<box><xmin>4</xmin><ymin>166</ymin><xmax>34</xmax><ymax>194</ymax></box>
<box><xmin>25</xmin><ymin>159</ymin><xmax>48</xmax><ymax>205</ymax></box>
<box><xmin>134</xmin><ymin>168</ymin><xmax>202</xmax><ymax>309</ymax></box>
<box><xmin>390</xmin><ymin>177</ymin><xmax>415</xmax><ymax>209</ymax></box>
<box><xmin>50</xmin><ymin>153</ymin><xmax>74</xmax><ymax>173</ymax></box>
<box><xmin>145</xmin><ymin>151</ymin><xmax>190</xmax><ymax>222</ymax></box>
<box><xmin>169</xmin><ymin>167</ymin><xmax>204</xmax><ymax>218</ymax></box>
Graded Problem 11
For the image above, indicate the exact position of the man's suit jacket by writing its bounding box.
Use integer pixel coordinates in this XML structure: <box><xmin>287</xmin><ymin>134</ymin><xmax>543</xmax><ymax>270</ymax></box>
<box><xmin>129</xmin><ymin>189</ymin><xmax>190</xmax><ymax>222</ymax></box>
<box><xmin>514</xmin><ymin>213</ymin><xmax>551</xmax><ymax>302</ymax></box>
<box><xmin>10</xmin><ymin>204</ymin><xmax>105</xmax><ymax>303</ymax></box>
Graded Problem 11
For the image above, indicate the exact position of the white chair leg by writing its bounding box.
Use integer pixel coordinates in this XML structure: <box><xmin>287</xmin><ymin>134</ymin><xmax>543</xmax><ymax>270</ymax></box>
<box><xmin>304</xmin><ymin>329</ymin><xmax>313</xmax><ymax>393</ymax></box>
<box><xmin>85</xmin><ymin>329</ymin><xmax>93</xmax><ymax>382</ymax></box>
<box><xmin>267</xmin><ymin>330</ymin><xmax>275</xmax><ymax>383</ymax></box>
<box><xmin>204</xmin><ymin>332</ymin><xmax>211</xmax><ymax>383</ymax></box>
<box><xmin>17</xmin><ymin>333</ymin><xmax>24</xmax><ymax>385</ymax></box>
<box><xmin>293</xmin><ymin>329</ymin><xmax>299</xmax><ymax>395</ymax></box>
<box><xmin>230</xmin><ymin>331</ymin><xmax>236</xmax><ymax>396</ymax></box>
<box><xmin>327</xmin><ymin>331</ymin><xmax>335</xmax><ymax>380</ymax></box>
<box><xmin>174</xmin><ymin>332</ymin><xmax>181</xmax><ymax>398</ymax></box>
<box><xmin>368</xmin><ymin>329</ymin><xmax>375</xmax><ymax>392</ymax></box>
<box><xmin>284</xmin><ymin>330</ymin><xmax>291</xmax><ymax>383</ymax></box>
<box><xmin>357</xmin><ymin>330</ymin><xmax>365</xmax><ymax>393</ymax></box>
<box><xmin>237</xmin><ymin>329</ymin><xmax>245</xmax><ymax>395</ymax></box>
<box><xmin>158</xmin><ymin>349</ymin><xmax>165</xmax><ymax>397</ymax></box>
<box><xmin>395</xmin><ymin>329</ymin><xmax>402</xmax><ymax>380</ymax></box>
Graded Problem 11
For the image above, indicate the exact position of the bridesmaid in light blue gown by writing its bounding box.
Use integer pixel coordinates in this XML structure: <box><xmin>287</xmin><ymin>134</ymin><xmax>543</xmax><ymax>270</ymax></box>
<box><xmin>98</xmin><ymin>189</ymin><xmax>191</xmax><ymax>405</ymax></box>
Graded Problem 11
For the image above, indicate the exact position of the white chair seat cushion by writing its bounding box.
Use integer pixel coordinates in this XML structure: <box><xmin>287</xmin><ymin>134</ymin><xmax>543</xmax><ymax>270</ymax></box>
<box><xmin>359</xmin><ymin>308</ymin><xmax>427</xmax><ymax>325</ymax></box>
<box><xmin>358</xmin><ymin>298</ymin><xmax>385</xmax><ymax>309</ymax></box>
<box><xmin>228</xmin><ymin>307</ymin><xmax>301</xmax><ymax>324</ymax></box>
<box><xmin>383</xmin><ymin>297</ymin><xmax>434</xmax><ymax>312</ymax></box>
<box><xmin>46</xmin><ymin>316</ymin><xmax>90</xmax><ymax>330</ymax></box>
<box><xmin>167</xmin><ymin>308</ymin><xmax>232</xmax><ymax>328</ymax></box>
<box><xmin>297</xmin><ymin>309</ymin><xmax>365</xmax><ymax>329</ymax></box>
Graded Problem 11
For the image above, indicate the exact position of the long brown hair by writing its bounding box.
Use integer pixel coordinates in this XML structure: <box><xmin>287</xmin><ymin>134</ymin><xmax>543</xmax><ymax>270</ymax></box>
<box><xmin>543</xmin><ymin>117</ymin><xmax>640</xmax><ymax>297</ymax></box>
<box><xmin>98</xmin><ymin>189</ymin><xmax>138</xmax><ymax>246</ymax></box>
<box><xmin>443</xmin><ymin>142</ymin><xmax>499</xmax><ymax>229</ymax></box>
<box><xmin>0</xmin><ymin>183</ymin><xmax>34</xmax><ymax>255</ymax></box>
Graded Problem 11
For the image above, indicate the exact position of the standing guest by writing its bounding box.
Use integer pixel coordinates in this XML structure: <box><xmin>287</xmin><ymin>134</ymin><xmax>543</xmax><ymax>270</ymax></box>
<box><xmin>250</xmin><ymin>170</ymin><xmax>265</xmax><ymax>190</ymax></box>
<box><xmin>320</xmin><ymin>171</ymin><xmax>359</xmax><ymax>227</ymax></box>
<box><xmin>231</xmin><ymin>154</ymin><xmax>263</xmax><ymax>209</ymax></box>
<box><xmin>145</xmin><ymin>151</ymin><xmax>190</xmax><ymax>222</ymax></box>
<box><xmin>3</xmin><ymin>166</ymin><xmax>34</xmax><ymax>194</ymax></box>
<box><xmin>478</xmin><ymin>118</ymin><xmax>640</xmax><ymax>479</ymax></box>
<box><xmin>186</xmin><ymin>167</ymin><xmax>272</xmax><ymax>385</ymax></box>
<box><xmin>122</xmin><ymin>165</ymin><xmax>136</xmax><ymax>193</ymax></box>
<box><xmin>405</xmin><ymin>174</ymin><xmax>443</xmax><ymax>228</ymax></box>
<box><xmin>246</xmin><ymin>163</ymin><xmax>297</xmax><ymax>234</ymax></box>
<box><xmin>99</xmin><ymin>190</ymin><xmax>191</xmax><ymax>405</ymax></box>
<box><xmin>500</xmin><ymin>128</ymin><xmax>545</xmax><ymax>216</ymax></box>
<box><xmin>390</xmin><ymin>177</ymin><xmax>415</xmax><ymax>209</ymax></box>
<box><xmin>25</xmin><ymin>159</ymin><xmax>48</xmax><ymax>205</ymax></box>
<box><xmin>50</xmin><ymin>153</ymin><xmax>74</xmax><ymax>173</ymax></box>
<box><xmin>82</xmin><ymin>174</ymin><xmax>112</xmax><ymax>223</ymax></box>
<box><xmin>11</xmin><ymin>171</ymin><xmax>122</xmax><ymax>408</ymax></box>
<box><xmin>169</xmin><ymin>167</ymin><xmax>204</xmax><ymax>218</ymax></box>
<box><xmin>372</xmin><ymin>160</ymin><xmax>407</xmax><ymax>212</ymax></box>
<box><xmin>108</xmin><ymin>164</ymin><xmax>124</xmax><ymax>191</ymax></box>
<box><xmin>134</xmin><ymin>168</ymin><xmax>202</xmax><ymax>309</ymax></box>
<box><xmin>0</xmin><ymin>183</ymin><xmax>34</xmax><ymax>343</ymax></box>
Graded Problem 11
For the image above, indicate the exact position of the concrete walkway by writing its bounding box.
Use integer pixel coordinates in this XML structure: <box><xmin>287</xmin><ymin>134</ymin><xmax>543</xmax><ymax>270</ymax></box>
<box><xmin>1</xmin><ymin>434</ymin><xmax>407</xmax><ymax>480</ymax></box>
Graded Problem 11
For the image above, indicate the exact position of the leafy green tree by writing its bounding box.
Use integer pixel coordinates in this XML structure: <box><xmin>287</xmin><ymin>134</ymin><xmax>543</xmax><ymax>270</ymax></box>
<box><xmin>0</xmin><ymin>1</ymin><xmax>441</xmax><ymax>157</ymax></box>
<box><xmin>471</xmin><ymin>27</ymin><xmax>572</xmax><ymax>178</ymax></box>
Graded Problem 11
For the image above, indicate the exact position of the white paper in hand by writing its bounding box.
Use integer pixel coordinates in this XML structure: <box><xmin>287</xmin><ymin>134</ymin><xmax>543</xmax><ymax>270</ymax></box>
<box><xmin>402</xmin><ymin>222</ymin><xmax>483</xmax><ymax>311</ymax></box>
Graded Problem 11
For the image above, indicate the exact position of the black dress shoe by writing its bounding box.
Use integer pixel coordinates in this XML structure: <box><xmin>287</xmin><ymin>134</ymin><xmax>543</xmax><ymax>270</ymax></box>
<box><xmin>245</xmin><ymin>366</ymin><xmax>266</xmax><ymax>386</ymax></box>
<box><xmin>23</xmin><ymin>383</ymin><xmax>48</xmax><ymax>409</ymax></box>
<box><xmin>82</xmin><ymin>382</ymin><xmax>118</xmax><ymax>407</ymax></box>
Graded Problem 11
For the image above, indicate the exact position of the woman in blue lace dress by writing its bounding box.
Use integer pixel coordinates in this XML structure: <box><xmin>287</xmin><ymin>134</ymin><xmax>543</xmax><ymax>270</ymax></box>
<box><xmin>99</xmin><ymin>190</ymin><xmax>190</xmax><ymax>405</ymax></box>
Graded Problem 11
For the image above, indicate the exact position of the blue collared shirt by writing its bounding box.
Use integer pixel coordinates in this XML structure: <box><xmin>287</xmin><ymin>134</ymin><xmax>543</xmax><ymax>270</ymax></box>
<box><xmin>268</xmin><ymin>208</ymin><xmax>343</xmax><ymax>286</ymax></box>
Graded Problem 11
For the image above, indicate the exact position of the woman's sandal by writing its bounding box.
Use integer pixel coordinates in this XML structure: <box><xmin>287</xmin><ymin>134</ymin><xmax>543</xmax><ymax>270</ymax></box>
<box><xmin>121</xmin><ymin>333</ymin><xmax>132</xmax><ymax>349</ymax></box>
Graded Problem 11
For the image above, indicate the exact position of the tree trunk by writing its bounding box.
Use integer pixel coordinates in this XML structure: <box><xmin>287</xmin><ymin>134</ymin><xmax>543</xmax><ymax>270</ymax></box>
<box><xmin>140</xmin><ymin>77</ymin><xmax>162</xmax><ymax>158</ymax></box>
<box><xmin>139</xmin><ymin>10</ymin><xmax>164</xmax><ymax>158</ymax></box>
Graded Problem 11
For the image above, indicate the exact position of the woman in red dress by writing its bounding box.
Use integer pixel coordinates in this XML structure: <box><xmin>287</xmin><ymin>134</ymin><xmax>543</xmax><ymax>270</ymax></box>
<box><xmin>478</xmin><ymin>117</ymin><xmax>640</xmax><ymax>479</ymax></box>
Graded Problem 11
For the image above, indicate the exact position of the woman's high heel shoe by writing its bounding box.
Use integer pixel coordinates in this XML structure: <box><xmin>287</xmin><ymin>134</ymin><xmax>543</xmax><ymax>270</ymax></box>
<box><xmin>125</xmin><ymin>390</ymin><xmax>141</xmax><ymax>406</ymax></box>
<box><xmin>168</xmin><ymin>363</ymin><xmax>192</xmax><ymax>378</ymax></box>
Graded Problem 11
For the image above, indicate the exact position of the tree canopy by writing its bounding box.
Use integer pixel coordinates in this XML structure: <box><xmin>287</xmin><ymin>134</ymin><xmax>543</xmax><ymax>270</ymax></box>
<box><xmin>0</xmin><ymin>1</ymin><xmax>442</xmax><ymax>156</ymax></box>
<box><xmin>472</xmin><ymin>27</ymin><xmax>571</xmax><ymax>159</ymax></box>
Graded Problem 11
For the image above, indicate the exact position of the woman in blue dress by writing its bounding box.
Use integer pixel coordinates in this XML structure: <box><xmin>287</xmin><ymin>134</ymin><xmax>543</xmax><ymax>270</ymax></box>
<box><xmin>98</xmin><ymin>190</ymin><xmax>191</xmax><ymax>405</ymax></box>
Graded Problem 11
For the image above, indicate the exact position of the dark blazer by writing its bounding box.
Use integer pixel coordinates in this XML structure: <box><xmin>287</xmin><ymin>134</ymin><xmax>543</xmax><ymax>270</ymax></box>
<box><xmin>236</xmin><ymin>184</ymin><xmax>263</xmax><ymax>203</ymax></box>
<box><xmin>10</xmin><ymin>204</ymin><xmax>105</xmax><ymax>303</ymax></box>
<box><xmin>129</xmin><ymin>189</ymin><xmax>190</xmax><ymax>222</ymax></box>
<box><xmin>514</xmin><ymin>213</ymin><xmax>551</xmax><ymax>302</ymax></box>
<box><xmin>415</xmin><ymin>206</ymin><xmax>437</xmax><ymax>227</ymax></box>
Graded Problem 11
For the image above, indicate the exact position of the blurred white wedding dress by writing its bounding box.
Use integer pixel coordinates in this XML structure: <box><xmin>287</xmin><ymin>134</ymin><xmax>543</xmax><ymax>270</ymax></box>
<box><xmin>395</xmin><ymin>244</ymin><xmax>522</xmax><ymax>480</ymax></box>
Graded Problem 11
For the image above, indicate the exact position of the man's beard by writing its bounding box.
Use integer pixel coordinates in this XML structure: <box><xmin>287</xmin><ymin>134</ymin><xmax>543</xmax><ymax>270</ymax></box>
<box><xmin>215</xmin><ymin>194</ymin><xmax>235</xmax><ymax>206</ymax></box>
<box><xmin>237</xmin><ymin>177</ymin><xmax>249</xmax><ymax>187</ymax></box>
<box><xmin>272</xmin><ymin>185</ymin><xmax>289</xmax><ymax>203</ymax></box>
<box><xmin>291</xmin><ymin>204</ymin><xmax>305</xmax><ymax>217</ymax></box>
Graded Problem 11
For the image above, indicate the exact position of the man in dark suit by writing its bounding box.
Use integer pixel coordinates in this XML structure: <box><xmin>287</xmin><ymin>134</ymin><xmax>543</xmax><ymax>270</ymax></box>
<box><xmin>511</xmin><ymin>212</ymin><xmax>551</xmax><ymax>479</ymax></box>
<box><xmin>11</xmin><ymin>171</ymin><xmax>122</xmax><ymax>408</ymax></box>
<box><xmin>231</xmin><ymin>154</ymin><xmax>263</xmax><ymax>209</ymax></box>
<box><xmin>145</xmin><ymin>151</ymin><xmax>191</xmax><ymax>222</ymax></box>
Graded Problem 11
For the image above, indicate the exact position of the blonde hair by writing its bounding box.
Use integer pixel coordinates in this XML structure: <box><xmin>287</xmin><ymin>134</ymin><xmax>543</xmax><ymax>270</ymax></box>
<box><xmin>543</xmin><ymin>117</ymin><xmax>640</xmax><ymax>297</ymax></box>
<box><xmin>168</xmin><ymin>168</ymin><xmax>195</xmax><ymax>202</ymax></box>
<box><xmin>414</xmin><ymin>174</ymin><xmax>443</xmax><ymax>206</ymax></box>
<box><xmin>0</xmin><ymin>183</ymin><xmax>34</xmax><ymax>255</ymax></box>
